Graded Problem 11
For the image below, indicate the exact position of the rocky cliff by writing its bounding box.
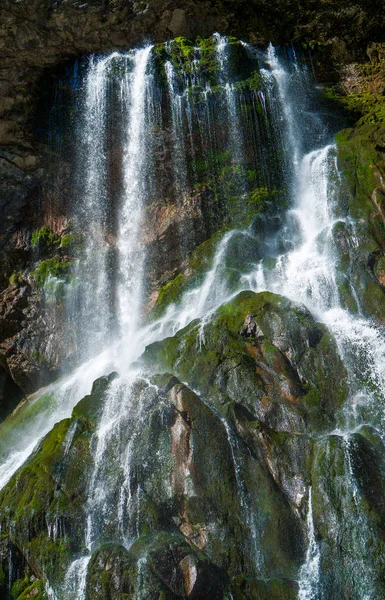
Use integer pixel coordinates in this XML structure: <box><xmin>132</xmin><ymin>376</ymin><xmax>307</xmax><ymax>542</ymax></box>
<box><xmin>0</xmin><ymin>0</ymin><xmax>384</xmax><ymax>400</ymax></box>
<box><xmin>0</xmin><ymin>2</ymin><xmax>385</xmax><ymax>600</ymax></box>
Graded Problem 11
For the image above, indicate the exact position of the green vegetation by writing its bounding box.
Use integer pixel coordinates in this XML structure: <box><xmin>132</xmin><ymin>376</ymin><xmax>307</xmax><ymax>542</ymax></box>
<box><xmin>12</xmin><ymin>577</ymin><xmax>47</xmax><ymax>600</ymax></box>
<box><xmin>233</xmin><ymin>70</ymin><xmax>262</xmax><ymax>93</ymax></box>
<box><xmin>0</xmin><ymin>375</ymin><xmax>116</xmax><ymax>591</ymax></box>
<box><xmin>60</xmin><ymin>230</ymin><xmax>84</xmax><ymax>250</ymax></box>
<box><xmin>301</xmin><ymin>40</ymin><xmax>328</xmax><ymax>52</ymax></box>
<box><xmin>32</xmin><ymin>349</ymin><xmax>46</xmax><ymax>364</ymax></box>
<box><xmin>325</xmin><ymin>50</ymin><xmax>385</xmax><ymax>125</ymax></box>
<box><xmin>151</xmin><ymin>229</ymin><xmax>226</xmax><ymax>319</ymax></box>
<box><xmin>146</xmin><ymin>290</ymin><xmax>347</xmax><ymax>432</ymax></box>
<box><xmin>8</xmin><ymin>271</ymin><xmax>24</xmax><ymax>286</ymax></box>
<box><xmin>0</xmin><ymin>391</ymin><xmax>56</xmax><ymax>459</ymax></box>
<box><xmin>31</xmin><ymin>257</ymin><xmax>73</xmax><ymax>287</ymax></box>
<box><xmin>228</xmin><ymin>186</ymin><xmax>281</xmax><ymax>223</ymax></box>
<box><xmin>326</xmin><ymin>87</ymin><xmax>385</xmax><ymax>124</ymax></box>
<box><xmin>43</xmin><ymin>276</ymin><xmax>69</xmax><ymax>305</ymax></box>
<box><xmin>31</xmin><ymin>226</ymin><xmax>60</xmax><ymax>249</ymax></box>
<box><xmin>153</xmin><ymin>34</ymin><xmax>258</xmax><ymax>88</ymax></box>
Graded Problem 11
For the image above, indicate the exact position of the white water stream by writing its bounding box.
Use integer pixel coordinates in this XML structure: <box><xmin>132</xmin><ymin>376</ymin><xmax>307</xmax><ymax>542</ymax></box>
<box><xmin>1</xmin><ymin>37</ymin><xmax>384</xmax><ymax>599</ymax></box>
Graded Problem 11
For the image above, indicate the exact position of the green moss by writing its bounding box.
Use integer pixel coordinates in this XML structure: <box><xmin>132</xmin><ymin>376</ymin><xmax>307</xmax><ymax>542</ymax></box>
<box><xmin>60</xmin><ymin>234</ymin><xmax>72</xmax><ymax>247</ymax></box>
<box><xmin>326</xmin><ymin>87</ymin><xmax>385</xmax><ymax>125</ymax></box>
<box><xmin>0</xmin><ymin>374</ymin><xmax>119</xmax><ymax>592</ymax></box>
<box><xmin>186</xmin><ymin>84</ymin><xmax>207</xmax><ymax>105</ymax></box>
<box><xmin>151</xmin><ymin>229</ymin><xmax>226</xmax><ymax>319</ymax></box>
<box><xmin>359</xmin><ymin>278</ymin><xmax>385</xmax><ymax>319</ymax></box>
<box><xmin>145</xmin><ymin>290</ymin><xmax>347</xmax><ymax>435</ymax></box>
<box><xmin>0</xmin><ymin>387</ymin><xmax>105</xmax><ymax>587</ymax></box>
<box><xmin>233</xmin><ymin>70</ymin><xmax>262</xmax><ymax>93</ymax></box>
<box><xmin>0</xmin><ymin>391</ymin><xmax>56</xmax><ymax>459</ymax></box>
<box><xmin>336</xmin><ymin>126</ymin><xmax>380</xmax><ymax>218</ymax></box>
<box><xmin>161</xmin><ymin>34</ymin><xmax>256</xmax><ymax>87</ymax></box>
<box><xmin>228</xmin><ymin>187</ymin><xmax>282</xmax><ymax>225</ymax></box>
<box><xmin>14</xmin><ymin>580</ymin><xmax>46</xmax><ymax>600</ymax></box>
<box><xmin>230</xmin><ymin>574</ymin><xmax>298</xmax><ymax>600</ymax></box>
<box><xmin>153</xmin><ymin>273</ymin><xmax>186</xmax><ymax>316</ymax></box>
<box><xmin>337</xmin><ymin>278</ymin><xmax>359</xmax><ymax>313</ymax></box>
<box><xmin>11</xmin><ymin>576</ymin><xmax>29</xmax><ymax>599</ymax></box>
<box><xmin>43</xmin><ymin>277</ymin><xmax>67</xmax><ymax>304</ymax></box>
<box><xmin>59</xmin><ymin>231</ymin><xmax>85</xmax><ymax>252</ymax></box>
<box><xmin>32</xmin><ymin>349</ymin><xmax>46</xmax><ymax>364</ymax></box>
<box><xmin>195</xmin><ymin>35</ymin><xmax>219</xmax><ymax>82</ymax></box>
<box><xmin>31</xmin><ymin>226</ymin><xmax>60</xmax><ymax>249</ymax></box>
<box><xmin>32</xmin><ymin>257</ymin><xmax>73</xmax><ymax>287</ymax></box>
<box><xmin>9</xmin><ymin>271</ymin><xmax>24</xmax><ymax>286</ymax></box>
<box><xmin>325</xmin><ymin>54</ymin><xmax>385</xmax><ymax>125</ymax></box>
<box><xmin>72</xmin><ymin>372</ymin><xmax>118</xmax><ymax>422</ymax></box>
<box><xmin>335</xmin><ymin>120</ymin><xmax>385</xmax><ymax>319</ymax></box>
<box><xmin>173</xmin><ymin>36</ymin><xmax>194</xmax><ymax>61</ymax></box>
<box><xmin>302</xmin><ymin>40</ymin><xmax>328</xmax><ymax>52</ymax></box>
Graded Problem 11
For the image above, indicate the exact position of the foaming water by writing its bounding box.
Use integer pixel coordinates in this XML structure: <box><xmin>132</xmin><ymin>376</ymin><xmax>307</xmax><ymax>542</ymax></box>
<box><xmin>1</xmin><ymin>37</ymin><xmax>384</xmax><ymax>600</ymax></box>
<box><xmin>298</xmin><ymin>488</ymin><xmax>320</xmax><ymax>600</ymax></box>
<box><xmin>117</xmin><ymin>45</ymin><xmax>154</xmax><ymax>338</ymax></box>
<box><xmin>246</xmin><ymin>46</ymin><xmax>385</xmax><ymax>598</ymax></box>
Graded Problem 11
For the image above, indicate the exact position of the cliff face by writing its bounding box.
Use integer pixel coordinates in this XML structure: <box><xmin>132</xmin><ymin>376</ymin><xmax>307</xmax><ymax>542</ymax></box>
<box><xmin>0</xmin><ymin>292</ymin><xmax>350</xmax><ymax>599</ymax></box>
<box><xmin>0</xmin><ymin>0</ymin><xmax>383</xmax><ymax>150</ymax></box>
<box><xmin>0</xmin><ymin>3</ymin><xmax>385</xmax><ymax>600</ymax></box>
<box><xmin>0</xmin><ymin>0</ymin><xmax>384</xmax><ymax>401</ymax></box>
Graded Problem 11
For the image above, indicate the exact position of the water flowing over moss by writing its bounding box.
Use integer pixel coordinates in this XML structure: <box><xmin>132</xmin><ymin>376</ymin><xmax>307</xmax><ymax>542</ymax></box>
<box><xmin>31</xmin><ymin>258</ymin><xmax>74</xmax><ymax>287</ymax></box>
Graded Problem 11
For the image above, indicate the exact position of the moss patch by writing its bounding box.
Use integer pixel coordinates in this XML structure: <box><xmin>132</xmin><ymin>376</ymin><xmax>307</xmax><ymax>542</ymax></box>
<box><xmin>31</xmin><ymin>257</ymin><xmax>74</xmax><ymax>287</ymax></box>
<box><xmin>0</xmin><ymin>374</ymin><xmax>116</xmax><ymax>590</ymax></box>
<box><xmin>31</xmin><ymin>226</ymin><xmax>60</xmax><ymax>249</ymax></box>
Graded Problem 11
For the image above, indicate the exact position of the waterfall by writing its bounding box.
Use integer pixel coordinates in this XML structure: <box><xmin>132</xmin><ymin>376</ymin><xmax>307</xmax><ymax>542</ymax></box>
<box><xmin>67</xmin><ymin>53</ymin><xmax>119</xmax><ymax>359</ymax></box>
<box><xmin>165</xmin><ymin>58</ymin><xmax>188</xmax><ymax>197</ymax></box>
<box><xmin>117</xmin><ymin>46</ymin><xmax>153</xmax><ymax>343</ymax></box>
<box><xmin>298</xmin><ymin>488</ymin><xmax>320</xmax><ymax>600</ymax></box>
<box><xmin>247</xmin><ymin>45</ymin><xmax>385</xmax><ymax>598</ymax></box>
<box><xmin>214</xmin><ymin>33</ymin><xmax>245</xmax><ymax>174</ymax></box>
<box><xmin>1</xmin><ymin>35</ymin><xmax>385</xmax><ymax>600</ymax></box>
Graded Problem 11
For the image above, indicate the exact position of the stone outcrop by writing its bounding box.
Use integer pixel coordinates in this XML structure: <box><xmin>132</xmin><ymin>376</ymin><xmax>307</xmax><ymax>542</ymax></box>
<box><xmin>2</xmin><ymin>290</ymin><xmax>383</xmax><ymax>598</ymax></box>
<box><xmin>0</xmin><ymin>290</ymin><xmax>348</xmax><ymax>598</ymax></box>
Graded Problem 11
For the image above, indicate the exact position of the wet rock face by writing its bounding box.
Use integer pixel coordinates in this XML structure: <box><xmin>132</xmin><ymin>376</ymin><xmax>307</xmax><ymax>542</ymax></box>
<box><xmin>144</xmin><ymin>290</ymin><xmax>348</xmax><ymax>434</ymax></box>
<box><xmin>0</xmin><ymin>264</ymin><xmax>77</xmax><ymax>396</ymax></box>
<box><xmin>311</xmin><ymin>428</ymin><xmax>385</xmax><ymax>599</ymax></box>
<box><xmin>0</xmin><ymin>157</ymin><xmax>40</xmax><ymax>289</ymax></box>
<box><xmin>336</xmin><ymin>123</ymin><xmax>385</xmax><ymax>320</ymax></box>
<box><xmin>0</xmin><ymin>300</ymin><xmax>317</xmax><ymax>599</ymax></box>
<box><xmin>0</xmin><ymin>0</ymin><xmax>381</xmax><ymax>407</ymax></box>
<box><xmin>0</xmin><ymin>290</ymin><xmax>374</xmax><ymax>599</ymax></box>
<box><xmin>240</xmin><ymin>313</ymin><xmax>264</xmax><ymax>339</ymax></box>
<box><xmin>86</xmin><ymin>537</ymin><xmax>226</xmax><ymax>600</ymax></box>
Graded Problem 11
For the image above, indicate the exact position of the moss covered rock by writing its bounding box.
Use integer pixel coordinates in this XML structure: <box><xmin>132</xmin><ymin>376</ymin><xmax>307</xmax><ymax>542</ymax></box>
<box><xmin>336</xmin><ymin>119</ymin><xmax>385</xmax><ymax>319</ymax></box>
<box><xmin>311</xmin><ymin>430</ymin><xmax>385</xmax><ymax>598</ymax></box>
<box><xmin>143</xmin><ymin>290</ymin><xmax>348</xmax><ymax>434</ymax></box>
<box><xmin>0</xmin><ymin>373</ymin><xmax>116</xmax><ymax>593</ymax></box>
<box><xmin>86</xmin><ymin>533</ymin><xmax>226</xmax><ymax>600</ymax></box>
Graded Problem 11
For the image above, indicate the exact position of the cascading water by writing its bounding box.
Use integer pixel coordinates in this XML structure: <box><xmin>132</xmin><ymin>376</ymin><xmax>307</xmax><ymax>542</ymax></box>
<box><xmin>67</xmin><ymin>53</ymin><xmax>117</xmax><ymax>359</ymax></box>
<box><xmin>117</xmin><ymin>46</ymin><xmax>154</xmax><ymax>342</ymax></box>
<box><xmin>243</xmin><ymin>45</ymin><xmax>385</xmax><ymax>599</ymax></box>
<box><xmin>1</xmin><ymin>34</ymin><xmax>385</xmax><ymax>600</ymax></box>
